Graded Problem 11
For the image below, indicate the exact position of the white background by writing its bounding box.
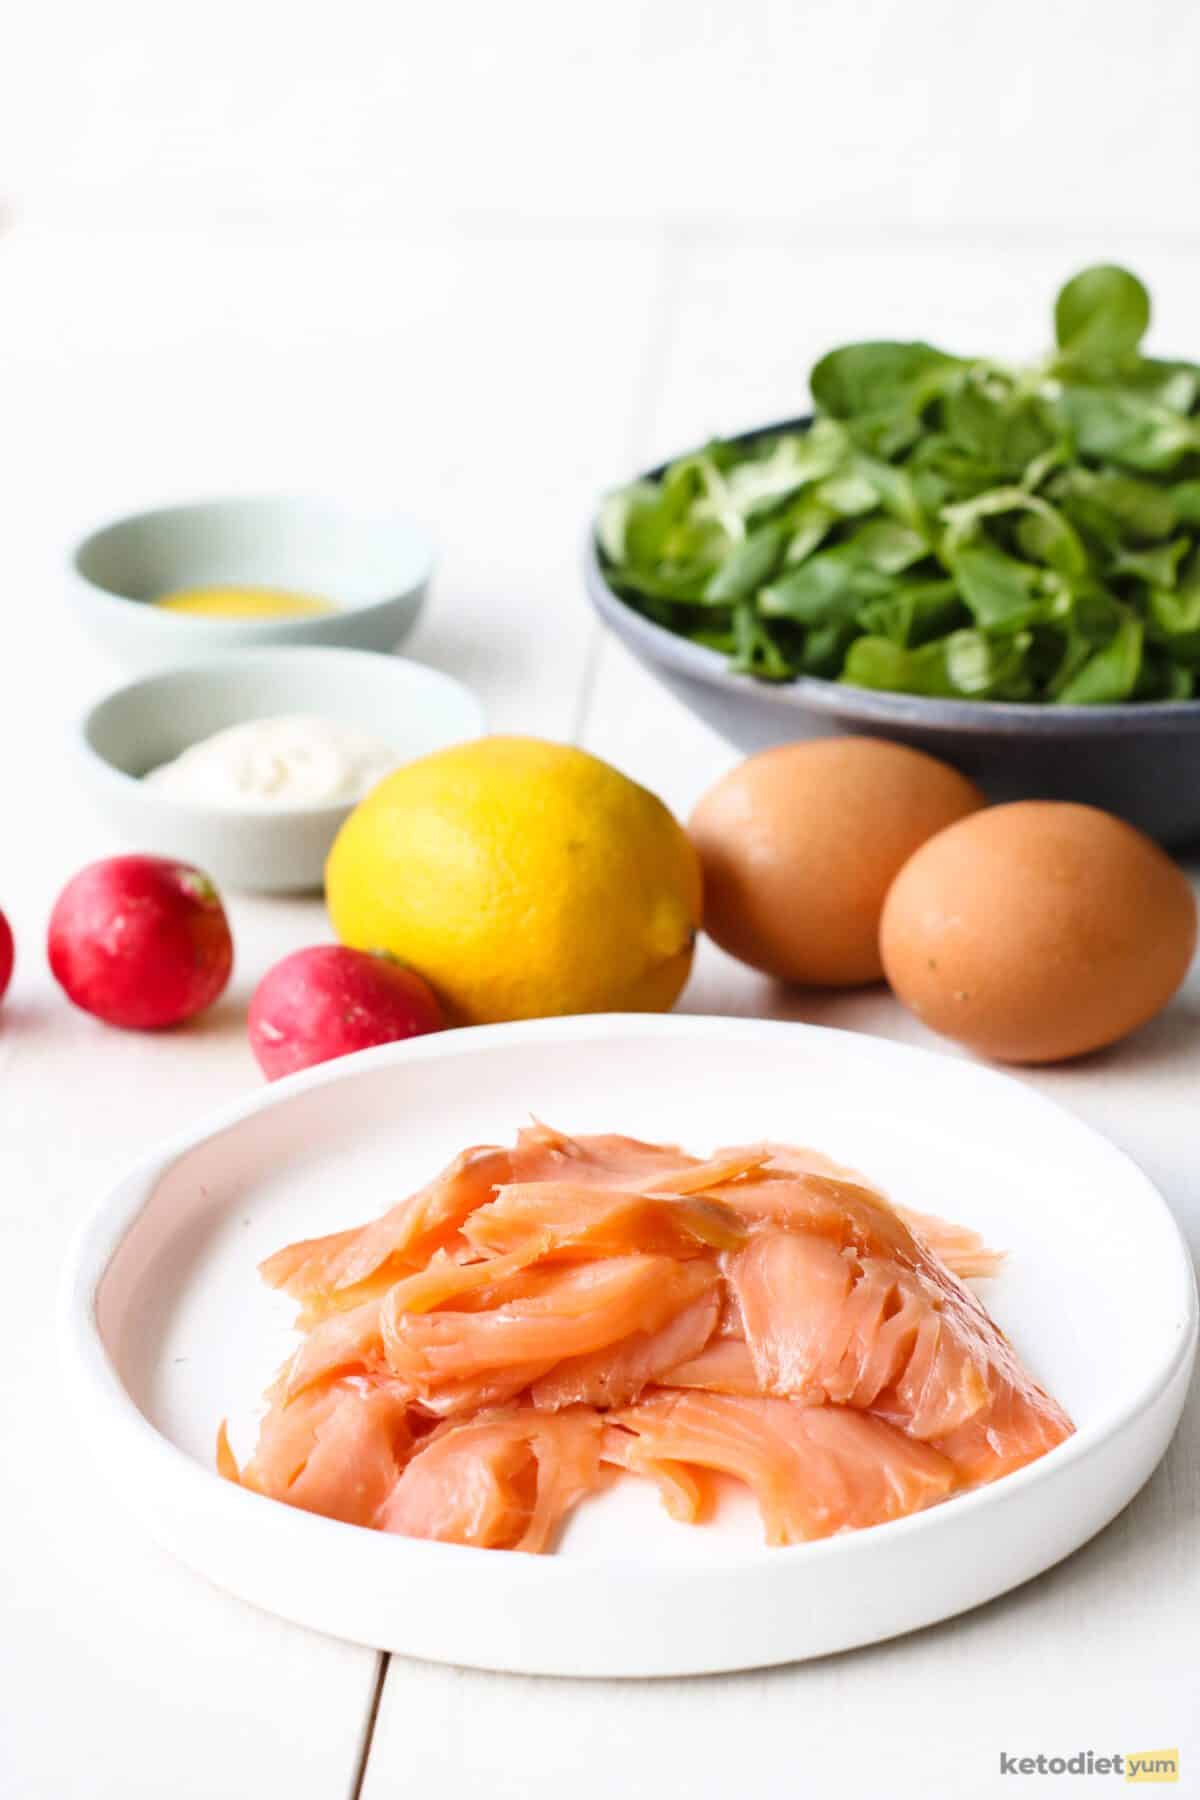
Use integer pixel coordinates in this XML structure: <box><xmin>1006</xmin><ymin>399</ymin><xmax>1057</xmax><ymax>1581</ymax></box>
<box><xmin>1</xmin><ymin>5</ymin><xmax>1197</xmax><ymax>1796</ymax></box>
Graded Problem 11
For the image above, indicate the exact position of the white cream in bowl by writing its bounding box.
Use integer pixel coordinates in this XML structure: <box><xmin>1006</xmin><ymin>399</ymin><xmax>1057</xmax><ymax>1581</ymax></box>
<box><xmin>145</xmin><ymin>714</ymin><xmax>400</xmax><ymax>810</ymax></box>
<box><xmin>75</xmin><ymin>646</ymin><xmax>485</xmax><ymax>892</ymax></box>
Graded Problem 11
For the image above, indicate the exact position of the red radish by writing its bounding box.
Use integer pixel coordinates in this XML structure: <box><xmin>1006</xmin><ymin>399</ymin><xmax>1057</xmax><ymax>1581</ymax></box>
<box><xmin>48</xmin><ymin>855</ymin><xmax>233</xmax><ymax>1030</ymax></box>
<box><xmin>248</xmin><ymin>944</ymin><xmax>442</xmax><ymax>1081</ymax></box>
<box><xmin>0</xmin><ymin>907</ymin><xmax>12</xmax><ymax>1006</ymax></box>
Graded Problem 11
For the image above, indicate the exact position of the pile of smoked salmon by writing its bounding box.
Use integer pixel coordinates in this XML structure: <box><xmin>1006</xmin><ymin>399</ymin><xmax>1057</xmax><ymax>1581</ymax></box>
<box><xmin>218</xmin><ymin>1124</ymin><xmax>1072</xmax><ymax>1552</ymax></box>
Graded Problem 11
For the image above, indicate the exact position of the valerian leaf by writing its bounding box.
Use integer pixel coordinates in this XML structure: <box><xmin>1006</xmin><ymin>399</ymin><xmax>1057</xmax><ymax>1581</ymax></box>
<box><xmin>1053</xmin><ymin>387</ymin><xmax>1200</xmax><ymax>471</ymax></box>
<box><xmin>1053</xmin><ymin>264</ymin><xmax>1151</xmax><ymax>368</ymax></box>
<box><xmin>703</xmin><ymin>524</ymin><xmax>787</xmax><ymax>603</ymax></box>
<box><xmin>949</xmin><ymin>546</ymin><xmax>1047</xmax><ymax>632</ymax></box>
<box><xmin>842</xmin><ymin>629</ymin><xmax>1034</xmax><ymax>699</ymax></box>
<box><xmin>1112</xmin><ymin>539</ymin><xmax>1191</xmax><ymax>590</ymax></box>
<box><xmin>596</xmin><ymin>262</ymin><xmax>1200</xmax><ymax>705</ymax></box>
<box><xmin>810</xmin><ymin>342</ymin><xmax>964</xmax><ymax>420</ymax></box>
<box><xmin>1052</xmin><ymin>611</ymin><xmax>1144</xmax><ymax>704</ymax></box>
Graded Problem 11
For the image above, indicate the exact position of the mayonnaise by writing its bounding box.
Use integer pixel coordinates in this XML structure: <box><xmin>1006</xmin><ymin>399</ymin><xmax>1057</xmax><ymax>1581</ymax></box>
<box><xmin>145</xmin><ymin>715</ymin><xmax>399</xmax><ymax>809</ymax></box>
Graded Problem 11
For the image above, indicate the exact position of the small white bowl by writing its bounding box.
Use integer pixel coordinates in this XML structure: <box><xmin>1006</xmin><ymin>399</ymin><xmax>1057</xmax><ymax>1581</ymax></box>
<box><xmin>69</xmin><ymin>496</ymin><xmax>435</xmax><ymax>671</ymax></box>
<box><xmin>74</xmin><ymin>647</ymin><xmax>485</xmax><ymax>893</ymax></box>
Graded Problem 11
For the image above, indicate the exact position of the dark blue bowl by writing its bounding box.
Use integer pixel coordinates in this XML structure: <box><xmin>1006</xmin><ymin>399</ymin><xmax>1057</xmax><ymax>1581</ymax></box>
<box><xmin>584</xmin><ymin>415</ymin><xmax>1200</xmax><ymax>848</ymax></box>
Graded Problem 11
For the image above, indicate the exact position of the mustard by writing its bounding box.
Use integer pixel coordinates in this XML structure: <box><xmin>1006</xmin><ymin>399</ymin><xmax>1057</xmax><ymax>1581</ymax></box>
<box><xmin>154</xmin><ymin>585</ymin><xmax>336</xmax><ymax>619</ymax></box>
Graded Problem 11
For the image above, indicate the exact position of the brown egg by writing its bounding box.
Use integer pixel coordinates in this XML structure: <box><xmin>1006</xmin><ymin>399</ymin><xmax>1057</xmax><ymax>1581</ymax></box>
<box><xmin>880</xmin><ymin>801</ymin><xmax>1197</xmax><ymax>1064</ymax></box>
<box><xmin>688</xmin><ymin>737</ymin><xmax>985</xmax><ymax>986</ymax></box>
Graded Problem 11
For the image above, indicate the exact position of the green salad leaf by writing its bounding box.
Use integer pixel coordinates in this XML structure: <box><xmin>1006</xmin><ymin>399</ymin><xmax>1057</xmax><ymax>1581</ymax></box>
<box><xmin>598</xmin><ymin>265</ymin><xmax>1200</xmax><ymax>704</ymax></box>
<box><xmin>1053</xmin><ymin>264</ymin><xmax>1151</xmax><ymax>370</ymax></box>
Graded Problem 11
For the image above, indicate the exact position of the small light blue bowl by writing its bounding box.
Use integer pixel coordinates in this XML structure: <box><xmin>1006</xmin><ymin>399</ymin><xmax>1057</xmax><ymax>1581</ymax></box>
<box><xmin>68</xmin><ymin>495</ymin><xmax>435</xmax><ymax>671</ymax></box>
<box><xmin>73</xmin><ymin>646</ymin><xmax>485</xmax><ymax>893</ymax></box>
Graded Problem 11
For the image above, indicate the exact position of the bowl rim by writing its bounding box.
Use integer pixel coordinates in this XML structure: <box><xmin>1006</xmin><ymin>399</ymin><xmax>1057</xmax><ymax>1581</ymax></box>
<box><xmin>69</xmin><ymin>491</ymin><xmax>436</xmax><ymax>626</ymax></box>
<box><xmin>585</xmin><ymin>414</ymin><xmax>1200</xmax><ymax>735</ymax></box>
<box><xmin>73</xmin><ymin>643</ymin><xmax>487</xmax><ymax>824</ymax></box>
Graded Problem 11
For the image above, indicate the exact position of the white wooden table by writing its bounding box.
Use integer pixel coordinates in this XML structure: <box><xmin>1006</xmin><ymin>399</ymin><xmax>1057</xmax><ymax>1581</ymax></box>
<box><xmin>1</xmin><ymin>228</ymin><xmax>1196</xmax><ymax>1799</ymax></box>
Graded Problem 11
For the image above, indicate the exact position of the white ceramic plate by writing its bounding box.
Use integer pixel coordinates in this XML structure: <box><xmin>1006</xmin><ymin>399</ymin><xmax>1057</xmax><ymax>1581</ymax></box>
<box><xmin>61</xmin><ymin>1016</ymin><xmax>1197</xmax><ymax>1678</ymax></box>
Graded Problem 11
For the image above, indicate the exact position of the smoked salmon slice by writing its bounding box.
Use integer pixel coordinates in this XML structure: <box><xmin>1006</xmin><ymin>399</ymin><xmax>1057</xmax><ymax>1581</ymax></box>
<box><xmin>465</xmin><ymin>1183</ymin><xmax>747</xmax><ymax>1260</ymax></box>
<box><xmin>530</xmin><ymin>1288</ymin><xmax>722</xmax><ymax>1410</ymax></box>
<box><xmin>220</xmin><ymin>1377</ymin><xmax>413</xmax><ymax>1527</ymax></box>
<box><xmin>728</xmin><ymin>1229</ymin><xmax>994</xmax><ymax>1437</ymax></box>
<box><xmin>893</xmin><ymin>1208</ymin><xmax>1005</xmax><ymax>1280</ymax></box>
<box><xmin>376</xmin><ymin>1405</ymin><xmax>604</xmax><ymax>1551</ymax></box>
<box><xmin>704</xmin><ymin>1145</ymin><xmax>1003</xmax><ymax>1279</ymax></box>
<box><xmin>223</xmin><ymin>1124</ymin><xmax>1072</xmax><ymax>1555</ymax></box>
<box><xmin>382</xmin><ymin>1254</ymin><xmax>719</xmax><ymax>1394</ymax></box>
<box><xmin>661</xmin><ymin>1338</ymin><xmax>761</xmax><ymax>1396</ymax></box>
<box><xmin>605</xmin><ymin>1391</ymin><xmax>958</xmax><ymax>1545</ymax></box>
<box><xmin>260</xmin><ymin>1128</ymin><xmax>740</xmax><ymax>1316</ymax></box>
<box><xmin>933</xmin><ymin>1370</ymin><xmax>1074</xmax><ymax>1485</ymax></box>
<box><xmin>277</xmin><ymin>1237</ymin><xmax>557</xmax><ymax>1402</ymax></box>
<box><xmin>260</xmin><ymin>1145</ymin><xmax>515</xmax><ymax>1317</ymax></box>
<box><xmin>601</xmin><ymin>1425</ymin><xmax>712</xmax><ymax>1523</ymax></box>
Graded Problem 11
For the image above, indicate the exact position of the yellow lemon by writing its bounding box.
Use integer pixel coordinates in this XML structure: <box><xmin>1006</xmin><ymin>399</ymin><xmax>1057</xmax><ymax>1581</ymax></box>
<box><xmin>325</xmin><ymin>736</ymin><xmax>702</xmax><ymax>1024</ymax></box>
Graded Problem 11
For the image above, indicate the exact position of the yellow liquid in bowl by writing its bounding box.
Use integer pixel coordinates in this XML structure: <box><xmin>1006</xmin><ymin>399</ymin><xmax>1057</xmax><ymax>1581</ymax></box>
<box><xmin>154</xmin><ymin>585</ymin><xmax>337</xmax><ymax>618</ymax></box>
